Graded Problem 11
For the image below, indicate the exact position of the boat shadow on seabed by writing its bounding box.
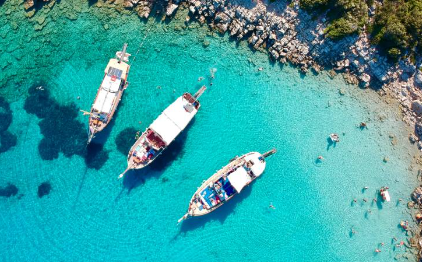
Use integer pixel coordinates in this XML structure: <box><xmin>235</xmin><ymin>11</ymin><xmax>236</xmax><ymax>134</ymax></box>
<box><xmin>177</xmin><ymin>185</ymin><xmax>253</xmax><ymax>235</ymax></box>
<box><xmin>121</xmin><ymin>118</ymin><xmax>195</xmax><ymax>194</ymax></box>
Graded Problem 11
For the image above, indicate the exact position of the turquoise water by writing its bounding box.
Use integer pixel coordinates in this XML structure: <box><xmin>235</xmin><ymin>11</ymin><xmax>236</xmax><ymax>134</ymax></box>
<box><xmin>0</xmin><ymin>1</ymin><xmax>419</xmax><ymax>261</ymax></box>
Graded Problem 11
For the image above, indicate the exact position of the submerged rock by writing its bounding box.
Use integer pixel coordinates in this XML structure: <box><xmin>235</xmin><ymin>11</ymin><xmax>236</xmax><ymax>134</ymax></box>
<box><xmin>24</xmin><ymin>84</ymin><xmax>108</xmax><ymax>169</ymax></box>
<box><xmin>85</xmin><ymin>143</ymin><xmax>109</xmax><ymax>170</ymax></box>
<box><xmin>0</xmin><ymin>97</ymin><xmax>12</xmax><ymax>133</ymax></box>
<box><xmin>0</xmin><ymin>97</ymin><xmax>17</xmax><ymax>154</ymax></box>
<box><xmin>37</xmin><ymin>182</ymin><xmax>51</xmax><ymax>198</ymax></box>
<box><xmin>0</xmin><ymin>183</ymin><xmax>18</xmax><ymax>198</ymax></box>
<box><xmin>115</xmin><ymin>127</ymin><xmax>138</xmax><ymax>156</ymax></box>
<box><xmin>0</xmin><ymin>131</ymin><xmax>17</xmax><ymax>153</ymax></box>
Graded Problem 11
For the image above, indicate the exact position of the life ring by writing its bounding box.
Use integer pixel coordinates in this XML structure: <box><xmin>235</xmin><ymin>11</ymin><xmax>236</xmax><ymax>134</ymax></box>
<box><xmin>111</xmin><ymin>75</ymin><xmax>117</xmax><ymax>81</ymax></box>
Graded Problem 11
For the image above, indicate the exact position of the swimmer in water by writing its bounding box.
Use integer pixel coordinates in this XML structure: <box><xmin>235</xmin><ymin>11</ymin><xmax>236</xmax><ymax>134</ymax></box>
<box><xmin>198</xmin><ymin>77</ymin><xmax>204</xmax><ymax>81</ymax></box>
<box><xmin>269</xmin><ymin>202</ymin><xmax>275</xmax><ymax>209</ymax></box>
<box><xmin>258</xmin><ymin>67</ymin><xmax>263</xmax><ymax>71</ymax></box>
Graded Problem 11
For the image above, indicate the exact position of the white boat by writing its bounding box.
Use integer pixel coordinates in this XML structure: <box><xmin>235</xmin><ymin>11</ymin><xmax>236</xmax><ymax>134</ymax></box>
<box><xmin>380</xmin><ymin>187</ymin><xmax>391</xmax><ymax>202</ymax></box>
<box><xmin>178</xmin><ymin>149</ymin><xmax>276</xmax><ymax>223</ymax></box>
<box><xmin>118</xmin><ymin>86</ymin><xmax>206</xmax><ymax>178</ymax></box>
<box><xmin>85</xmin><ymin>43</ymin><xmax>131</xmax><ymax>144</ymax></box>
<box><xmin>330</xmin><ymin>133</ymin><xmax>340</xmax><ymax>143</ymax></box>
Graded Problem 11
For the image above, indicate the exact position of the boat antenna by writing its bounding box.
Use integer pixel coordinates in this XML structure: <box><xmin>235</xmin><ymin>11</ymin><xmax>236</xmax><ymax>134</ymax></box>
<box><xmin>262</xmin><ymin>148</ymin><xmax>276</xmax><ymax>158</ymax></box>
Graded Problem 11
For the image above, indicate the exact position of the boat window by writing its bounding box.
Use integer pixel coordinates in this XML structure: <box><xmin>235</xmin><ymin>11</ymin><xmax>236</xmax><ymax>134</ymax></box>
<box><xmin>107</xmin><ymin>67</ymin><xmax>123</xmax><ymax>80</ymax></box>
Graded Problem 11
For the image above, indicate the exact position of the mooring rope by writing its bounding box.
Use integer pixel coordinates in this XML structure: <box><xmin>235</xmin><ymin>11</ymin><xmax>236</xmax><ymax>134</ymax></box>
<box><xmin>129</xmin><ymin>21</ymin><xmax>155</xmax><ymax>67</ymax></box>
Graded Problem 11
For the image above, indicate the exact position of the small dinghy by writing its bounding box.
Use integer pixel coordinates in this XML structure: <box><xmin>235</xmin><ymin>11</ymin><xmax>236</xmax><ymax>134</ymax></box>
<box><xmin>177</xmin><ymin>149</ymin><xmax>276</xmax><ymax>223</ymax></box>
<box><xmin>380</xmin><ymin>186</ymin><xmax>391</xmax><ymax>202</ymax></box>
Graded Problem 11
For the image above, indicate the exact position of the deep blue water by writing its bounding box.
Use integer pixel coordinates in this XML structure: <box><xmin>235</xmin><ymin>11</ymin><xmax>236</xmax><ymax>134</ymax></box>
<box><xmin>0</xmin><ymin>1</ymin><xmax>419</xmax><ymax>261</ymax></box>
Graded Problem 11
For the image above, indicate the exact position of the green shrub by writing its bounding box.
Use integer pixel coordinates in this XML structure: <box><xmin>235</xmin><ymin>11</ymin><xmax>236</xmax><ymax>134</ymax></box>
<box><xmin>387</xmin><ymin>48</ymin><xmax>401</xmax><ymax>60</ymax></box>
<box><xmin>300</xmin><ymin>0</ymin><xmax>368</xmax><ymax>40</ymax></box>
<box><xmin>301</xmin><ymin>0</ymin><xmax>422</xmax><ymax>59</ymax></box>
<box><xmin>325</xmin><ymin>17</ymin><xmax>357</xmax><ymax>39</ymax></box>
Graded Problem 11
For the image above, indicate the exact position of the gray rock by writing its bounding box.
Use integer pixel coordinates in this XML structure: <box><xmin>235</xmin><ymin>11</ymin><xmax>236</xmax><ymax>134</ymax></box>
<box><xmin>415</xmin><ymin>71</ymin><xmax>422</xmax><ymax>88</ymax></box>
<box><xmin>416</xmin><ymin>122</ymin><xmax>422</xmax><ymax>138</ymax></box>
<box><xmin>359</xmin><ymin>73</ymin><xmax>371</xmax><ymax>87</ymax></box>
<box><xmin>166</xmin><ymin>4</ymin><xmax>179</xmax><ymax>16</ymax></box>
<box><xmin>412</xmin><ymin>100</ymin><xmax>422</xmax><ymax>116</ymax></box>
<box><xmin>270</xmin><ymin>50</ymin><xmax>279</xmax><ymax>60</ymax></box>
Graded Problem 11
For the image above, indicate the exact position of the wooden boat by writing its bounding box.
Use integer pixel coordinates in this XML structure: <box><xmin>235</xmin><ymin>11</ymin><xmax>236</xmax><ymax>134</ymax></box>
<box><xmin>84</xmin><ymin>43</ymin><xmax>131</xmax><ymax>144</ymax></box>
<box><xmin>118</xmin><ymin>86</ymin><xmax>206</xmax><ymax>178</ymax></box>
<box><xmin>178</xmin><ymin>149</ymin><xmax>276</xmax><ymax>223</ymax></box>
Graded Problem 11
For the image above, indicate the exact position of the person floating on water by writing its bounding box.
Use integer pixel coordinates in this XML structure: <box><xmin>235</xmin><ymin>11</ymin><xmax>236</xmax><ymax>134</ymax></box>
<box><xmin>269</xmin><ymin>202</ymin><xmax>275</xmax><ymax>209</ymax></box>
<box><xmin>375</xmin><ymin>249</ymin><xmax>381</xmax><ymax>253</ymax></box>
<box><xmin>210</xmin><ymin>68</ymin><xmax>217</xmax><ymax>79</ymax></box>
<box><xmin>359</xmin><ymin>122</ymin><xmax>368</xmax><ymax>129</ymax></box>
<box><xmin>329</xmin><ymin>133</ymin><xmax>340</xmax><ymax>143</ymax></box>
<box><xmin>198</xmin><ymin>76</ymin><xmax>204</xmax><ymax>81</ymax></box>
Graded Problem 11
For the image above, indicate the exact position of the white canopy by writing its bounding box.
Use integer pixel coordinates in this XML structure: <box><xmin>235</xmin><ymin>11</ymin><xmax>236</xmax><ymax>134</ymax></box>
<box><xmin>150</xmin><ymin>96</ymin><xmax>197</xmax><ymax>145</ymax></box>
<box><xmin>227</xmin><ymin>168</ymin><xmax>251</xmax><ymax>193</ymax></box>
<box><xmin>92</xmin><ymin>69</ymin><xmax>123</xmax><ymax>114</ymax></box>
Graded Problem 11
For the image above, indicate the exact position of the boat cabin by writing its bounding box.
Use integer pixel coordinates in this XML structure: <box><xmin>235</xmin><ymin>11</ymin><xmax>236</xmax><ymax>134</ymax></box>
<box><xmin>183</xmin><ymin>93</ymin><xmax>200</xmax><ymax>110</ymax></box>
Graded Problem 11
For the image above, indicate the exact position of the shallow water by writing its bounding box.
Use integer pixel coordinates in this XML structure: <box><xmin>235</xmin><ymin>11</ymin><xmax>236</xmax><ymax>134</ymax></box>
<box><xmin>0</xmin><ymin>1</ymin><xmax>419</xmax><ymax>261</ymax></box>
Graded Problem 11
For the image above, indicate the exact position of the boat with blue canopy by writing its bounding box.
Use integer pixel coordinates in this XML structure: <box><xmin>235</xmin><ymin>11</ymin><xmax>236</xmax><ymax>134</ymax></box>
<box><xmin>178</xmin><ymin>149</ymin><xmax>276</xmax><ymax>223</ymax></box>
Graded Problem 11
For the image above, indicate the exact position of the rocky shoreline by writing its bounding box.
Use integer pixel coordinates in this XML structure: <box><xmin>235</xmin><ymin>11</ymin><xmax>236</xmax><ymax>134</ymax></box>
<box><xmin>121</xmin><ymin>0</ymin><xmax>422</xmax><ymax>140</ymax></box>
